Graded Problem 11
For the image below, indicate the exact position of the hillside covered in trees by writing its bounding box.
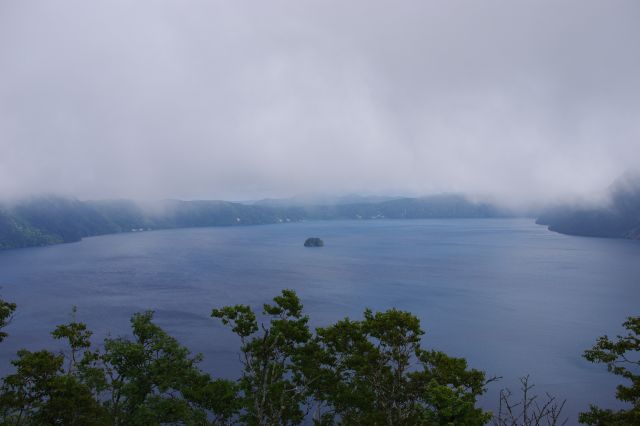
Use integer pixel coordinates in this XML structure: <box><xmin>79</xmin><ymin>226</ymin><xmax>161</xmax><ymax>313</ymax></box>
<box><xmin>0</xmin><ymin>195</ymin><xmax>509</xmax><ymax>250</ymax></box>
<box><xmin>537</xmin><ymin>171</ymin><xmax>640</xmax><ymax>240</ymax></box>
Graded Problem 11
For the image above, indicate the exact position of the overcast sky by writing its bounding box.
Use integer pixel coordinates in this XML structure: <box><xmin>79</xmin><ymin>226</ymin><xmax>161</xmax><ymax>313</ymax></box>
<box><xmin>1</xmin><ymin>1</ymin><xmax>639</xmax><ymax>205</ymax></box>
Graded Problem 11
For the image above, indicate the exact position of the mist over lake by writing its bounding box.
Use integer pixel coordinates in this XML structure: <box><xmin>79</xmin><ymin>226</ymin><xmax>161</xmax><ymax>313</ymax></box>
<box><xmin>0</xmin><ymin>219</ymin><xmax>637</xmax><ymax>421</ymax></box>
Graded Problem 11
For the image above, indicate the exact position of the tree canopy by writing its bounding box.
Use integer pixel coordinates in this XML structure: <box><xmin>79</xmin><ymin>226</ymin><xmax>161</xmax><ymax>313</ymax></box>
<box><xmin>0</xmin><ymin>292</ymin><xmax>635</xmax><ymax>425</ymax></box>
<box><xmin>579</xmin><ymin>316</ymin><xmax>640</xmax><ymax>425</ymax></box>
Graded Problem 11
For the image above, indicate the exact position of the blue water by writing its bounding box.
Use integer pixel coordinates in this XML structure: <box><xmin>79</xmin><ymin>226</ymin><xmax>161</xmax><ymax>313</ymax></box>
<box><xmin>0</xmin><ymin>219</ymin><xmax>638</xmax><ymax>423</ymax></box>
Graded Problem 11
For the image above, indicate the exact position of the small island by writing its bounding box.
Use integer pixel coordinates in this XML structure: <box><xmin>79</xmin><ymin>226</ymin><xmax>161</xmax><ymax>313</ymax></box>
<box><xmin>304</xmin><ymin>237</ymin><xmax>324</xmax><ymax>247</ymax></box>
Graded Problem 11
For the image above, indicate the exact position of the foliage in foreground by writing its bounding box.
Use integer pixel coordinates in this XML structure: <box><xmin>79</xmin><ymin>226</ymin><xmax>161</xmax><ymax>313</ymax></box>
<box><xmin>0</xmin><ymin>299</ymin><xmax>16</xmax><ymax>343</ymax></box>
<box><xmin>579</xmin><ymin>316</ymin><xmax>640</xmax><ymax>425</ymax></box>
<box><xmin>0</xmin><ymin>291</ymin><xmax>636</xmax><ymax>425</ymax></box>
<box><xmin>0</xmin><ymin>291</ymin><xmax>491</xmax><ymax>425</ymax></box>
<box><xmin>212</xmin><ymin>290</ymin><xmax>491</xmax><ymax>425</ymax></box>
<box><xmin>0</xmin><ymin>308</ymin><xmax>236</xmax><ymax>425</ymax></box>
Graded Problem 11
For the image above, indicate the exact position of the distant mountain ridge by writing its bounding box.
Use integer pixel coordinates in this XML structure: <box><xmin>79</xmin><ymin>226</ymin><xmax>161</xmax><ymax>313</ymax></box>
<box><xmin>0</xmin><ymin>194</ymin><xmax>511</xmax><ymax>250</ymax></box>
<box><xmin>5</xmin><ymin>176</ymin><xmax>639</xmax><ymax>250</ymax></box>
<box><xmin>536</xmin><ymin>171</ymin><xmax>640</xmax><ymax>240</ymax></box>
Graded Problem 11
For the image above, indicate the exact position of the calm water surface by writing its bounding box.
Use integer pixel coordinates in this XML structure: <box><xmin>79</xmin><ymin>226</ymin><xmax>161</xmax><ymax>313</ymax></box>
<box><xmin>0</xmin><ymin>219</ymin><xmax>638</xmax><ymax>423</ymax></box>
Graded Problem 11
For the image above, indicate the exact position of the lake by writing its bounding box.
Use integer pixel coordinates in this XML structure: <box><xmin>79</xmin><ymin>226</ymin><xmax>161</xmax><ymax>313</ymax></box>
<box><xmin>0</xmin><ymin>218</ymin><xmax>638</xmax><ymax>423</ymax></box>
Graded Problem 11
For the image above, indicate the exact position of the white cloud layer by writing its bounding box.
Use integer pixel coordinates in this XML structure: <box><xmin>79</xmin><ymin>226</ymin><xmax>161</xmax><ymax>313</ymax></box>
<box><xmin>1</xmin><ymin>0</ymin><xmax>639</xmax><ymax>206</ymax></box>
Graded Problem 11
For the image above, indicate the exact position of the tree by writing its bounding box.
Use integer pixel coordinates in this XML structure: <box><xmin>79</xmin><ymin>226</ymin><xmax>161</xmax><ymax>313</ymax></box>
<box><xmin>0</xmin><ymin>349</ymin><xmax>108</xmax><ymax>425</ymax></box>
<box><xmin>213</xmin><ymin>291</ymin><xmax>492</xmax><ymax>425</ymax></box>
<box><xmin>0</xmin><ymin>308</ymin><xmax>237</xmax><ymax>425</ymax></box>
<box><xmin>212</xmin><ymin>289</ymin><xmax>314</xmax><ymax>425</ymax></box>
<box><xmin>0</xmin><ymin>297</ymin><xmax>16</xmax><ymax>343</ymax></box>
<box><xmin>100</xmin><ymin>311</ymin><xmax>238</xmax><ymax>425</ymax></box>
<box><xmin>0</xmin><ymin>301</ymin><xmax>102</xmax><ymax>425</ymax></box>
<box><xmin>579</xmin><ymin>316</ymin><xmax>640</xmax><ymax>425</ymax></box>
<box><xmin>312</xmin><ymin>308</ymin><xmax>492</xmax><ymax>425</ymax></box>
<box><xmin>493</xmin><ymin>375</ymin><xmax>567</xmax><ymax>426</ymax></box>
<box><xmin>0</xmin><ymin>291</ymin><xmax>494</xmax><ymax>425</ymax></box>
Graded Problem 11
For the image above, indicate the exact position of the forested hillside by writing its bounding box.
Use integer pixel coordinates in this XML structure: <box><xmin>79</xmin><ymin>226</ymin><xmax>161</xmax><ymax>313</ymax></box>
<box><xmin>537</xmin><ymin>172</ymin><xmax>640</xmax><ymax>240</ymax></box>
<box><xmin>0</xmin><ymin>195</ymin><xmax>509</xmax><ymax>250</ymax></box>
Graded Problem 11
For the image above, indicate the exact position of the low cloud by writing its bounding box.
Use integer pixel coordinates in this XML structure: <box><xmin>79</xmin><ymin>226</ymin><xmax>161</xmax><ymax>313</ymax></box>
<box><xmin>1</xmin><ymin>0</ymin><xmax>639</xmax><ymax>207</ymax></box>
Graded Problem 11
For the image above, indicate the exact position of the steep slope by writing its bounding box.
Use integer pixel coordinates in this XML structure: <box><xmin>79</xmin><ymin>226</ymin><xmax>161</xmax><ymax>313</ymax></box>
<box><xmin>0</xmin><ymin>208</ymin><xmax>61</xmax><ymax>249</ymax></box>
<box><xmin>537</xmin><ymin>172</ymin><xmax>640</xmax><ymax>239</ymax></box>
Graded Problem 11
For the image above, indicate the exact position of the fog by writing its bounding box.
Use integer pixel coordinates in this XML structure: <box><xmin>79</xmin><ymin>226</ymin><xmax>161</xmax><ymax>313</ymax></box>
<box><xmin>1</xmin><ymin>1</ymin><xmax>639</xmax><ymax>207</ymax></box>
